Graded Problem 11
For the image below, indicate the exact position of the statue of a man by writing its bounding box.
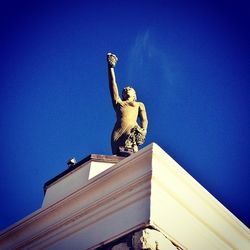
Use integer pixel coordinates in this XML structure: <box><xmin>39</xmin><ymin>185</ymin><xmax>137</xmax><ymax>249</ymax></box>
<box><xmin>107</xmin><ymin>53</ymin><xmax>148</xmax><ymax>156</ymax></box>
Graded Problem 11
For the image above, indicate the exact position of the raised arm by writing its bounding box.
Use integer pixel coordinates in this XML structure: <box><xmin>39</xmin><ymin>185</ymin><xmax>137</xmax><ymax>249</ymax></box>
<box><xmin>107</xmin><ymin>53</ymin><xmax>120</xmax><ymax>108</ymax></box>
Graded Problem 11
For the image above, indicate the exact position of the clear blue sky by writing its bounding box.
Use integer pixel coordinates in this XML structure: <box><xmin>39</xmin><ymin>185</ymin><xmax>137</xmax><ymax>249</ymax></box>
<box><xmin>0</xmin><ymin>0</ymin><xmax>249</xmax><ymax>229</ymax></box>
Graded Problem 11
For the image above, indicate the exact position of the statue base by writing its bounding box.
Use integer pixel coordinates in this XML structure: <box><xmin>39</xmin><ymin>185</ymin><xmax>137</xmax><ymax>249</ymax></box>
<box><xmin>117</xmin><ymin>146</ymin><xmax>135</xmax><ymax>157</ymax></box>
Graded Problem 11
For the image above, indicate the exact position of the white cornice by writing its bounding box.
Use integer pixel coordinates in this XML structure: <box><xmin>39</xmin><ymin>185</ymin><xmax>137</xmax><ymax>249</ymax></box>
<box><xmin>0</xmin><ymin>143</ymin><xmax>249</xmax><ymax>250</ymax></box>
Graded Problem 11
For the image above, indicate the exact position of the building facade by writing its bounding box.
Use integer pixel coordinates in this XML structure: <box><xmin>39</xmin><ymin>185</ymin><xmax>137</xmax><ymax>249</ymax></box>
<box><xmin>0</xmin><ymin>143</ymin><xmax>249</xmax><ymax>249</ymax></box>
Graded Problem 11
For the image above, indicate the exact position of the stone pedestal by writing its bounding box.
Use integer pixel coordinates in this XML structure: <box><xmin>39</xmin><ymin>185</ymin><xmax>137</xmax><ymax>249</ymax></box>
<box><xmin>0</xmin><ymin>143</ymin><xmax>249</xmax><ymax>250</ymax></box>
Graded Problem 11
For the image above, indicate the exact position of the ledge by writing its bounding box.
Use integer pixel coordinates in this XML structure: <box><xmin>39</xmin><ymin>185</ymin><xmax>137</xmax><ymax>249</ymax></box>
<box><xmin>0</xmin><ymin>143</ymin><xmax>249</xmax><ymax>250</ymax></box>
<box><xmin>43</xmin><ymin>154</ymin><xmax>124</xmax><ymax>193</ymax></box>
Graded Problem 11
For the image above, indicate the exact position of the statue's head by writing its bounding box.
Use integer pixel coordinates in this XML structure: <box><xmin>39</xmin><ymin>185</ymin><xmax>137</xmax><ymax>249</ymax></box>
<box><xmin>122</xmin><ymin>86</ymin><xmax>137</xmax><ymax>101</ymax></box>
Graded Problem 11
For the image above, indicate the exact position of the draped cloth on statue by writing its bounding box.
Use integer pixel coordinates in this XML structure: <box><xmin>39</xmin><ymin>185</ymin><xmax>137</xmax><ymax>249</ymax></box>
<box><xmin>111</xmin><ymin>98</ymin><xmax>140</xmax><ymax>155</ymax></box>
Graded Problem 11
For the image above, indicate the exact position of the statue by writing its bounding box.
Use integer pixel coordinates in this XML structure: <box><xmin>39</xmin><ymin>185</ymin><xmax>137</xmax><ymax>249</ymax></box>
<box><xmin>107</xmin><ymin>53</ymin><xmax>148</xmax><ymax>156</ymax></box>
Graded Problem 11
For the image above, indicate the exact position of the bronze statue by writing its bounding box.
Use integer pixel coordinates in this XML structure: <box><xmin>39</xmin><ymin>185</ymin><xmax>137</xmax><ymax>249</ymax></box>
<box><xmin>107</xmin><ymin>53</ymin><xmax>148</xmax><ymax>156</ymax></box>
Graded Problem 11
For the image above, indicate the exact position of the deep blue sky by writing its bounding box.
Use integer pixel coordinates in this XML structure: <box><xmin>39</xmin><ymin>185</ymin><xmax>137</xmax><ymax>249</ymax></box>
<box><xmin>0</xmin><ymin>0</ymin><xmax>249</xmax><ymax>229</ymax></box>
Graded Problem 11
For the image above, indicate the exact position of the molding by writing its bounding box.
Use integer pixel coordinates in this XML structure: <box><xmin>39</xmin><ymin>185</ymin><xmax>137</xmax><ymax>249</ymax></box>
<box><xmin>0</xmin><ymin>143</ymin><xmax>249</xmax><ymax>250</ymax></box>
<box><xmin>0</xmin><ymin>146</ymin><xmax>153</xmax><ymax>249</ymax></box>
<box><xmin>150</xmin><ymin>143</ymin><xmax>249</xmax><ymax>249</ymax></box>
